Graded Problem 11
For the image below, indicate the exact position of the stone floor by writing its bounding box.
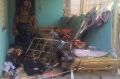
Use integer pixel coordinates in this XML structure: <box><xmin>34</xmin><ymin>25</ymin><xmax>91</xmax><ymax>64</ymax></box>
<box><xmin>41</xmin><ymin>71</ymin><xmax>120</xmax><ymax>79</ymax></box>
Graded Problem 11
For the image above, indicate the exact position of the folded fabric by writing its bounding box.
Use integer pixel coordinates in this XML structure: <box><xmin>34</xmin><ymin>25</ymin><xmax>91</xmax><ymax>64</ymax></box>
<box><xmin>72</xmin><ymin>49</ymin><xmax>108</xmax><ymax>57</ymax></box>
<box><xmin>3</xmin><ymin>61</ymin><xmax>15</xmax><ymax>73</ymax></box>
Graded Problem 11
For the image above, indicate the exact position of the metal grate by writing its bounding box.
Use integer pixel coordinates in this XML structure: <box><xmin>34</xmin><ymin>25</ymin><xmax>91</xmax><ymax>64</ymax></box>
<box><xmin>24</xmin><ymin>38</ymin><xmax>57</xmax><ymax>64</ymax></box>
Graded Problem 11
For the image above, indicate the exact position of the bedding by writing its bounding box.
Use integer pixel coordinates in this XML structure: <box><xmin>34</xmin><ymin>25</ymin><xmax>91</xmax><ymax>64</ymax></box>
<box><xmin>70</xmin><ymin>49</ymin><xmax>120</xmax><ymax>70</ymax></box>
<box><xmin>72</xmin><ymin>49</ymin><xmax>110</xmax><ymax>58</ymax></box>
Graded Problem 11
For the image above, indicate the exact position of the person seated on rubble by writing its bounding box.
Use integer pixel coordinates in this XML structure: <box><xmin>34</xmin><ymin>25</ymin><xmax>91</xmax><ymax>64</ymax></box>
<box><xmin>14</xmin><ymin>0</ymin><xmax>36</xmax><ymax>51</ymax></box>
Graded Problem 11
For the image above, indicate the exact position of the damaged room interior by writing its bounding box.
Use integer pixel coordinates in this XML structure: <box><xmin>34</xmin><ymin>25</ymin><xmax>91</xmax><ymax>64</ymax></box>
<box><xmin>0</xmin><ymin>0</ymin><xmax>120</xmax><ymax>79</ymax></box>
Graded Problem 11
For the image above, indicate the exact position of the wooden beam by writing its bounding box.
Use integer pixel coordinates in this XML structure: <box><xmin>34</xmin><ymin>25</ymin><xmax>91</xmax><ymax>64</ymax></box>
<box><xmin>80</xmin><ymin>0</ymin><xmax>84</xmax><ymax>14</ymax></box>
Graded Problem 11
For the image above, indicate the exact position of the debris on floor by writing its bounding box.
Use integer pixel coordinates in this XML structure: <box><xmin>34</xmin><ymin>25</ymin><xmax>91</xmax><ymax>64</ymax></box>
<box><xmin>2</xmin><ymin>26</ymin><xmax>120</xmax><ymax>79</ymax></box>
<box><xmin>2</xmin><ymin>4</ymin><xmax>120</xmax><ymax>79</ymax></box>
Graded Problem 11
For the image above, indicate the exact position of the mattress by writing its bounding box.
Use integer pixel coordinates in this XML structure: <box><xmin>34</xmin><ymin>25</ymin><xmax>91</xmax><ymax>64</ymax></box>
<box><xmin>70</xmin><ymin>49</ymin><xmax>120</xmax><ymax>70</ymax></box>
<box><xmin>72</xmin><ymin>49</ymin><xmax>111</xmax><ymax>58</ymax></box>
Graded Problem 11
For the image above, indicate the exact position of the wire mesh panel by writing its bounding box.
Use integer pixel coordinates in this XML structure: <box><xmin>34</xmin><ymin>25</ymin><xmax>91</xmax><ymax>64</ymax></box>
<box><xmin>24</xmin><ymin>38</ymin><xmax>57</xmax><ymax>64</ymax></box>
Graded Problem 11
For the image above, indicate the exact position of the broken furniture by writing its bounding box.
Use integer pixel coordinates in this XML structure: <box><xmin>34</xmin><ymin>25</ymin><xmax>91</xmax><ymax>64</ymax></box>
<box><xmin>78</xmin><ymin>58</ymin><xmax>120</xmax><ymax>71</ymax></box>
<box><xmin>24</xmin><ymin>38</ymin><xmax>57</xmax><ymax>75</ymax></box>
<box><xmin>24</xmin><ymin>38</ymin><xmax>59</xmax><ymax>64</ymax></box>
<box><xmin>70</xmin><ymin>49</ymin><xmax>120</xmax><ymax>71</ymax></box>
<box><xmin>24</xmin><ymin>31</ymin><xmax>120</xmax><ymax>76</ymax></box>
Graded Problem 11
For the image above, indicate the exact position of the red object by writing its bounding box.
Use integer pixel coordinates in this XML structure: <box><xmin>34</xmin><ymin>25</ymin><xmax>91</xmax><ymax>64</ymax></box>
<box><xmin>60</xmin><ymin>29</ymin><xmax>73</xmax><ymax>40</ymax></box>
<box><xmin>72</xmin><ymin>39</ymin><xmax>86</xmax><ymax>48</ymax></box>
<box><xmin>62</xmin><ymin>29</ymin><xmax>72</xmax><ymax>34</ymax></box>
<box><xmin>74</xmin><ymin>40</ymin><xmax>81</xmax><ymax>44</ymax></box>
